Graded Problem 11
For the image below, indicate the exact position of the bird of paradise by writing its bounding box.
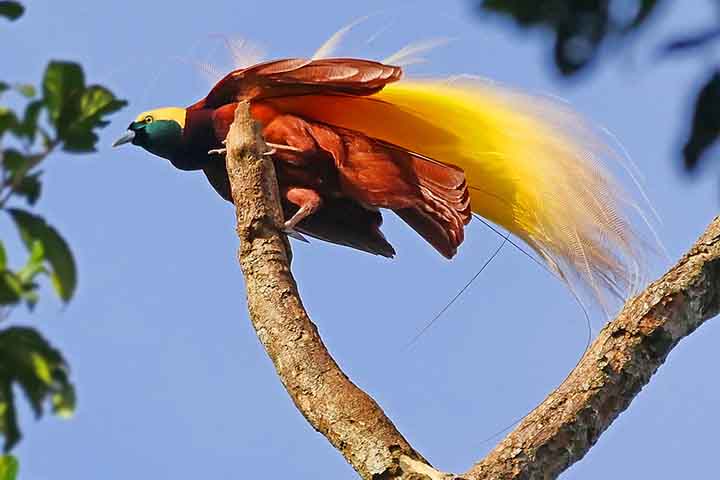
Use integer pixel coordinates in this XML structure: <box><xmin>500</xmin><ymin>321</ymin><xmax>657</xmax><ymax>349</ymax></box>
<box><xmin>113</xmin><ymin>27</ymin><xmax>655</xmax><ymax>315</ymax></box>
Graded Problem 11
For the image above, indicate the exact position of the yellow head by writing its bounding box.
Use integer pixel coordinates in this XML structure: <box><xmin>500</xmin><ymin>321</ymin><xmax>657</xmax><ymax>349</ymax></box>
<box><xmin>132</xmin><ymin>107</ymin><xmax>187</xmax><ymax>128</ymax></box>
<box><xmin>112</xmin><ymin>107</ymin><xmax>187</xmax><ymax>160</ymax></box>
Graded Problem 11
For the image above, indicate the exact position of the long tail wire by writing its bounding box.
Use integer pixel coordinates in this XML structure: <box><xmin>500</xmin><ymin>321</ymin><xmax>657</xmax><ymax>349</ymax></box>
<box><xmin>402</xmin><ymin>228</ymin><xmax>509</xmax><ymax>351</ymax></box>
<box><xmin>469</xmin><ymin>214</ymin><xmax>595</xmax><ymax>447</ymax></box>
<box><xmin>403</xmin><ymin>212</ymin><xmax>595</xmax><ymax>447</ymax></box>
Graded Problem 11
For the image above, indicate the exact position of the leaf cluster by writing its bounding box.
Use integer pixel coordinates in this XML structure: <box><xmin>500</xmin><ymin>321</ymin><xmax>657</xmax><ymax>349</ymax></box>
<box><xmin>0</xmin><ymin>1</ymin><xmax>126</xmax><ymax>464</ymax></box>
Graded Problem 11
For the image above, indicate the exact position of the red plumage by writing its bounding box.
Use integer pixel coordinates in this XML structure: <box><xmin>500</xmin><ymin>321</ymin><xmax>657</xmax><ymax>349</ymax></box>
<box><xmin>188</xmin><ymin>58</ymin><xmax>471</xmax><ymax>258</ymax></box>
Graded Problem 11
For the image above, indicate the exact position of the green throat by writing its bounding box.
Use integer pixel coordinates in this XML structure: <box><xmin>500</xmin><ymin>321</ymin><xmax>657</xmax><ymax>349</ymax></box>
<box><xmin>131</xmin><ymin>119</ymin><xmax>183</xmax><ymax>160</ymax></box>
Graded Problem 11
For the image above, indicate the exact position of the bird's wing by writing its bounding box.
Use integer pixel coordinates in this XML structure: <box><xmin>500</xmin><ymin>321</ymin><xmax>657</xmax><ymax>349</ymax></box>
<box><xmin>294</xmin><ymin>198</ymin><xmax>396</xmax><ymax>258</ymax></box>
<box><xmin>262</xmin><ymin>79</ymin><xmax>655</xmax><ymax>314</ymax></box>
<box><xmin>201</xmin><ymin>154</ymin><xmax>396</xmax><ymax>258</ymax></box>
<box><xmin>202</xmin><ymin>156</ymin><xmax>233</xmax><ymax>202</ymax></box>
<box><xmin>188</xmin><ymin>58</ymin><xmax>402</xmax><ymax>111</ymax></box>
<box><xmin>259</xmin><ymin>111</ymin><xmax>472</xmax><ymax>259</ymax></box>
<box><xmin>198</xmin><ymin>58</ymin><xmax>655</xmax><ymax>313</ymax></box>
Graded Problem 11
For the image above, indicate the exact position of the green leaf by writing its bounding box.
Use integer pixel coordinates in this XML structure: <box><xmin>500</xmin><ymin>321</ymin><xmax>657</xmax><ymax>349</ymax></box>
<box><xmin>58</xmin><ymin>128</ymin><xmax>96</xmax><ymax>153</ymax></box>
<box><xmin>17</xmin><ymin>241</ymin><xmax>47</xmax><ymax>310</ymax></box>
<box><xmin>79</xmin><ymin>86</ymin><xmax>126</xmax><ymax>122</ymax></box>
<box><xmin>0</xmin><ymin>243</ymin><xmax>22</xmax><ymax>307</ymax></box>
<box><xmin>14</xmin><ymin>172</ymin><xmax>41</xmax><ymax>205</ymax></box>
<box><xmin>14</xmin><ymin>100</ymin><xmax>44</xmax><ymax>142</ymax></box>
<box><xmin>1</xmin><ymin>149</ymin><xmax>44</xmax><ymax>206</ymax></box>
<box><xmin>42</xmin><ymin>61</ymin><xmax>85</xmax><ymax>126</ymax></box>
<box><xmin>14</xmin><ymin>84</ymin><xmax>35</xmax><ymax>99</ymax></box>
<box><xmin>0</xmin><ymin>83</ymin><xmax>8</xmax><ymax>95</ymax></box>
<box><xmin>0</xmin><ymin>273</ymin><xmax>21</xmax><ymax>306</ymax></box>
<box><xmin>0</xmin><ymin>242</ymin><xmax>26</xmax><ymax>308</ymax></box>
<box><xmin>0</xmin><ymin>2</ymin><xmax>23</xmax><ymax>21</ymax></box>
<box><xmin>0</xmin><ymin>455</ymin><xmax>18</xmax><ymax>480</ymax></box>
<box><xmin>41</xmin><ymin>61</ymin><xmax>127</xmax><ymax>152</ymax></box>
<box><xmin>61</xmin><ymin>85</ymin><xmax>127</xmax><ymax>153</ymax></box>
<box><xmin>7</xmin><ymin>209</ymin><xmax>76</xmax><ymax>302</ymax></box>
<box><xmin>0</xmin><ymin>251</ymin><xmax>42</xmax><ymax>308</ymax></box>
<box><xmin>0</xmin><ymin>109</ymin><xmax>19</xmax><ymax>138</ymax></box>
<box><xmin>0</xmin><ymin>327</ymin><xmax>75</xmax><ymax>452</ymax></box>
<box><xmin>18</xmin><ymin>241</ymin><xmax>44</xmax><ymax>280</ymax></box>
<box><xmin>683</xmin><ymin>71</ymin><xmax>720</xmax><ymax>171</ymax></box>
<box><xmin>0</xmin><ymin>149</ymin><xmax>24</xmax><ymax>172</ymax></box>
<box><xmin>0</xmin><ymin>381</ymin><xmax>18</xmax><ymax>453</ymax></box>
<box><xmin>51</xmin><ymin>379</ymin><xmax>75</xmax><ymax>418</ymax></box>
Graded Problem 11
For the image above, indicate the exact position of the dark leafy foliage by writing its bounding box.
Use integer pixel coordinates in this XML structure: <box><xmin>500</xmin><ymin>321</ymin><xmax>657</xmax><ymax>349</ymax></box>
<box><xmin>1</xmin><ymin>59</ymin><xmax>126</xmax><ymax>308</ymax></box>
<box><xmin>43</xmin><ymin>61</ymin><xmax>128</xmax><ymax>152</ymax></box>
<box><xmin>477</xmin><ymin>0</ymin><xmax>660</xmax><ymax>75</ymax></box>
<box><xmin>0</xmin><ymin>2</ymin><xmax>126</xmax><ymax>462</ymax></box>
<box><xmin>8</xmin><ymin>209</ymin><xmax>76</xmax><ymax>302</ymax></box>
<box><xmin>0</xmin><ymin>2</ymin><xmax>22</xmax><ymax>21</ymax></box>
<box><xmin>0</xmin><ymin>455</ymin><xmax>17</xmax><ymax>480</ymax></box>
<box><xmin>684</xmin><ymin>72</ymin><xmax>720</xmax><ymax>171</ymax></box>
<box><xmin>0</xmin><ymin>327</ymin><xmax>75</xmax><ymax>452</ymax></box>
<box><xmin>475</xmin><ymin>0</ymin><xmax>720</xmax><ymax>177</ymax></box>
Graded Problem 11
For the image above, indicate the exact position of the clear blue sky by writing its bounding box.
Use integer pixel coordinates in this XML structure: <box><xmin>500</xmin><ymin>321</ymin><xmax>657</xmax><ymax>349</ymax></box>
<box><xmin>4</xmin><ymin>0</ymin><xmax>719</xmax><ymax>478</ymax></box>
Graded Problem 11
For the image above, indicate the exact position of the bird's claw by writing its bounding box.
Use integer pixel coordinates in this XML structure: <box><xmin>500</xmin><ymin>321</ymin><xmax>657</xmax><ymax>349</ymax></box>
<box><xmin>212</xmin><ymin>142</ymin><xmax>284</xmax><ymax>157</ymax></box>
<box><xmin>266</xmin><ymin>142</ymin><xmax>303</xmax><ymax>153</ymax></box>
<box><xmin>213</xmin><ymin>141</ymin><xmax>294</xmax><ymax>157</ymax></box>
<box><xmin>283</xmin><ymin>228</ymin><xmax>310</xmax><ymax>243</ymax></box>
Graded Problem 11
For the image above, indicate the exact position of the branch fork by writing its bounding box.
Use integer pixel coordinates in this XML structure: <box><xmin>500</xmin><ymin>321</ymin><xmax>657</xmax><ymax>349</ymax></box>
<box><xmin>224</xmin><ymin>100</ymin><xmax>720</xmax><ymax>479</ymax></box>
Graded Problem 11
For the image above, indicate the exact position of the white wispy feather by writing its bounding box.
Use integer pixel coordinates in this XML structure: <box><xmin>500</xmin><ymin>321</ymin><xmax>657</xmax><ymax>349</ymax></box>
<box><xmin>209</xmin><ymin>34</ymin><xmax>265</xmax><ymax>69</ymax></box>
<box><xmin>382</xmin><ymin>38</ymin><xmax>452</xmax><ymax>66</ymax></box>
<box><xmin>312</xmin><ymin>17</ymin><xmax>369</xmax><ymax>60</ymax></box>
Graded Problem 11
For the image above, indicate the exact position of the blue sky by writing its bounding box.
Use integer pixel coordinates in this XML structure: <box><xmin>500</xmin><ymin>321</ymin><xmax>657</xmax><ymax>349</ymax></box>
<box><xmin>3</xmin><ymin>0</ymin><xmax>719</xmax><ymax>478</ymax></box>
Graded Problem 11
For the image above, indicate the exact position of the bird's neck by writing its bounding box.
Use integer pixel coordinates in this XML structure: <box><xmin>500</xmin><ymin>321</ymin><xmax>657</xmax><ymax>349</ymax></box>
<box><xmin>167</xmin><ymin>108</ymin><xmax>219</xmax><ymax>171</ymax></box>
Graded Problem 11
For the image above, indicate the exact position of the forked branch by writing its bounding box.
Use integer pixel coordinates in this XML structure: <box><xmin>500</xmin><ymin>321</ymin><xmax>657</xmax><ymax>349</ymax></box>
<box><xmin>225</xmin><ymin>100</ymin><xmax>720</xmax><ymax>479</ymax></box>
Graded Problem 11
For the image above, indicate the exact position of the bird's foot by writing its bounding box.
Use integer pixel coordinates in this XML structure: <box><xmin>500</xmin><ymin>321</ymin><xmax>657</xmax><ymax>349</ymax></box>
<box><xmin>266</xmin><ymin>142</ymin><xmax>303</xmax><ymax>153</ymax></box>
<box><xmin>211</xmin><ymin>141</ymin><xmax>296</xmax><ymax>157</ymax></box>
<box><xmin>283</xmin><ymin>228</ymin><xmax>310</xmax><ymax>243</ymax></box>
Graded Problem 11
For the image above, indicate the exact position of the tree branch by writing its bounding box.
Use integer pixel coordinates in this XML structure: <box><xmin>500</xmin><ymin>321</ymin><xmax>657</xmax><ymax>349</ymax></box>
<box><xmin>224</xmin><ymin>102</ymin><xmax>436</xmax><ymax>479</ymax></box>
<box><xmin>466</xmin><ymin>216</ymin><xmax>720</xmax><ymax>479</ymax></box>
<box><xmin>225</xmin><ymin>100</ymin><xmax>720</xmax><ymax>479</ymax></box>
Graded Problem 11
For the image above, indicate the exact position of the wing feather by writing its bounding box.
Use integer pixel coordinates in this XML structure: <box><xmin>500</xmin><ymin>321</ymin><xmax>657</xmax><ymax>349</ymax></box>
<box><xmin>189</xmin><ymin>58</ymin><xmax>401</xmax><ymax>111</ymax></box>
<box><xmin>261</xmin><ymin>76</ymin><xmax>656</xmax><ymax>313</ymax></box>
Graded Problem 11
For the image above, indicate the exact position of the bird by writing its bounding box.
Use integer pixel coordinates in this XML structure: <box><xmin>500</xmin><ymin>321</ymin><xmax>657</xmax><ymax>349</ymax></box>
<box><xmin>113</xmin><ymin>55</ymin><xmax>653</xmax><ymax>314</ymax></box>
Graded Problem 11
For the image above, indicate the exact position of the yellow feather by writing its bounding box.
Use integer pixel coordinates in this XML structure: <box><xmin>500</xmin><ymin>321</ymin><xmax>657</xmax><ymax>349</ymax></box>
<box><xmin>266</xmin><ymin>78</ymin><xmax>654</xmax><ymax>313</ymax></box>
<box><xmin>135</xmin><ymin>107</ymin><xmax>186</xmax><ymax>128</ymax></box>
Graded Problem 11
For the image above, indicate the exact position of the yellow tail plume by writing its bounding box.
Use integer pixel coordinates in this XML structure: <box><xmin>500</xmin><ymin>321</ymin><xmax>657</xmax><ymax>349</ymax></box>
<box><xmin>267</xmin><ymin>77</ymin><xmax>656</xmax><ymax>314</ymax></box>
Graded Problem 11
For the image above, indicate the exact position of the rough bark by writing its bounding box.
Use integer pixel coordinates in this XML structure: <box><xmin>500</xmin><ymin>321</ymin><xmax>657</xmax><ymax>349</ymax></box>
<box><xmin>466</xmin><ymin>218</ymin><xmax>720</xmax><ymax>479</ymax></box>
<box><xmin>225</xmin><ymin>100</ymin><xmax>720</xmax><ymax>479</ymax></box>
<box><xmin>224</xmin><ymin>102</ymin><xmax>431</xmax><ymax>479</ymax></box>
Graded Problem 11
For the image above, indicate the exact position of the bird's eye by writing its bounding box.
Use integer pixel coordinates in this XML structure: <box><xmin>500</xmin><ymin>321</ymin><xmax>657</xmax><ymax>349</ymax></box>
<box><xmin>144</xmin><ymin>115</ymin><xmax>154</xmax><ymax>124</ymax></box>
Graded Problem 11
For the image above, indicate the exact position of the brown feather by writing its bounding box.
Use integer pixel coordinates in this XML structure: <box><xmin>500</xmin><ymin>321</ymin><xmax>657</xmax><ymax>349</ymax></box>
<box><xmin>292</xmin><ymin>198</ymin><xmax>396</xmax><ymax>258</ymax></box>
<box><xmin>259</xmin><ymin>112</ymin><xmax>471</xmax><ymax>257</ymax></box>
<box><xmin>189</xmin><ymin>58</ymin><xmax>402</xmax><ymax>111</ymax></box>
<box><xmin>201</xmin><ymin>155</ymin><xmax>394</xmax><ymax>257</ymax></box>
<box><xmin>188</xmin><ymin>65</ymin><xmax>472</xmax><ymax>259</ymax></box>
